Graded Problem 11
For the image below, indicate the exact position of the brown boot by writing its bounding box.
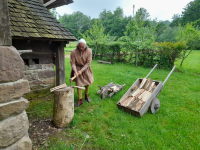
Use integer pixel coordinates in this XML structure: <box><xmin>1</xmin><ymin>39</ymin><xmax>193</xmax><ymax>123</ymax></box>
<box><xmin>85</xmin><ymin>94</ymin><xmax>91</xmax><ymax>103</ymax></box>
<box><xmin>77</xmin><ymin>99</ymin><xmax>83</xmax><ymax>107</ymax></box>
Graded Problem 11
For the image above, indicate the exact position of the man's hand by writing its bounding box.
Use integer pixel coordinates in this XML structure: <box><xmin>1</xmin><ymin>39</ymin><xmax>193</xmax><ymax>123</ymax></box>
<box><xmin>75</xmin><ymin>71</ymin><xmax>82</xmax><ymax>77</ymax></box>
<box><xmin>74</xmin><ymin>71</ymin><xmax>79</xmax><ymax>77</ymax></box>
<box><xmin>77</xmin><ymin>70</ymin><xmax>82</xmax><ymax>76</ymax></box>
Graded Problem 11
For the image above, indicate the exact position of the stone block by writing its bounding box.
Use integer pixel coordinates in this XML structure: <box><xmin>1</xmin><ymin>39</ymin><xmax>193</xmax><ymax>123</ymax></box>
<box><xmin>0</xmin><ymin>97</ymin><xmax>29</xmax><ymax>120</ymax></box>
<box><xmin>38</xmin><ymin>70</ymin><xmax>55</xmax><ymax>78</ymax></box>
<box><xmin>0</xmin><ymin>46</ymin><xmax>24</xmax><ymax>83</ymax></box>
<box><xmin>0</xmin><ymin>79</ymin><xmax>30</xmax><ymax>103</ymax></box>
<box><xmin>0</xmin><ymin>111</ymin><xmax>29</xmax><ymax>148</ymax></box>
<box><xmin>0</xmin><ymin>134</ymin><xmax>32</xmax><ymax>150</ymax></box>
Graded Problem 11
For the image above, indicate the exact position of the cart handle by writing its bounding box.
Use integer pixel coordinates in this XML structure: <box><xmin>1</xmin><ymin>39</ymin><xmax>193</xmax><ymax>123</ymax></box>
<box><xmin>145</xmin><ymin>64</ymin><xmax>158</xmax><ymax>78</ymax></box>
<box><xmin>163</xmin><ymin>66</ymin><xmax>176</xmax><ymax>86</ymax></box>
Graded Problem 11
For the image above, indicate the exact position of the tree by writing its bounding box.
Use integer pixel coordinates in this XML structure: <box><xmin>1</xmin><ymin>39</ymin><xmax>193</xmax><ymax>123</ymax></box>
<box><xmin>170</xmin><ymin>14</ymin><xmax>182</xmax><ymax>27</ymax></box>
<box><xmin>176</xmin><ymin>24</ymin><xmax>200</xmax><ymax>66</ymax></box>
<box><xmin>134</xmin><ymin>8</ymin><xmax>150</xmax><ymax>23</ymax></box>
<box><xmin>182</xmin><ymin>0</ymin><xmax>200</xmax><ymax>24</ymax></box>
<box><xmin>59</xmin><ymin>11</ymin><xmax>91</xmax><ymax>38</ymax></box>
<box><xmin>49</xmin><ymin>8</ymin><xmax>60</xmax><ymax>19</ymax></box>
<box><xmin>122</xmin><ymin>10</ymin><xmax>156</xmax><ymax>65</ymax></box>
<box><xmin>156</xmin><ymin>26</ymin><xmax>179</xmax><ymax>42</ymax></box>
<box><xmin>82</xmin><ymin>20</ymin><xmax>109</xmax><ymax>58</ymax></box>
<box><xmin>99</xmin><ymin>7</ymin><xmax>131</xmax><ymax>38</ymax></box>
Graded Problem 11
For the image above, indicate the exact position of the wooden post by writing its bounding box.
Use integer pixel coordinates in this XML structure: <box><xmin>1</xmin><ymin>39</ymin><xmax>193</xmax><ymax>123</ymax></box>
<box><xmin>55</xmin><ymin>42</ymin><xmax>65</xmax><ymax>86</ymax></box>
<box><xmin>0</xmin><ymin>0</ymin><xmax>12</xmax><ymax>46</ymax></box>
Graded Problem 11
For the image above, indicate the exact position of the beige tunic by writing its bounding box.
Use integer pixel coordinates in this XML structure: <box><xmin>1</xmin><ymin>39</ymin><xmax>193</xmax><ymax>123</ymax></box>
<box><xmin>70</xmin><ymin>48</ymin><xmax>94</xmax><ymax>86</ymax></box>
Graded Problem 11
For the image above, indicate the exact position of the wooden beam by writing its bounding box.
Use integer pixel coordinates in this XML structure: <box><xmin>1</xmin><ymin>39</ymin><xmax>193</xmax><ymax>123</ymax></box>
<box><xmin>0</xmin><ymin>0</ymin><xmax>12</xmax><ymax>46</ymax></box>
<box><xmin>55</xmin><ymin>42</ymin><xmax>65</xmax><ymax>86</ymax></box>
<box><xmin>44</xmin><ymin>0</ymin><xmax>56</xmax><ymax>7</ymax></box>
<box><xmin>18</xmin><ymin>50</ymin><xmax>33</xmax><ymax>55</ymax></box>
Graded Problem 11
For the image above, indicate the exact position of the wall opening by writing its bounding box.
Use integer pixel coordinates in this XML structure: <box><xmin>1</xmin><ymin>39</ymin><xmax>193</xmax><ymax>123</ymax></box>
<box><xmin>32</xmin><ymin>58</ymin><xmax>39</xmax><ymax>64</ymax></box>
<box><xmin>23</xmin><ymin>59</ymin><xmax>29</xmax><ymax>66</ymax></box>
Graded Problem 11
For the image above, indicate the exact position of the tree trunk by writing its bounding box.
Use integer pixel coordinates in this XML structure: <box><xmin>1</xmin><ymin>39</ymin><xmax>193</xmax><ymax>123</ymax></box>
<box><xmin>180</xmin><ymin>50</ymin><xmax>193</xmax><ymax>67</ymax></box>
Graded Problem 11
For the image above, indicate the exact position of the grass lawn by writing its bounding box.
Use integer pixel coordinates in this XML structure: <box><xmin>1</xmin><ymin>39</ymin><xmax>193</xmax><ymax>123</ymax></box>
<box><xmin>27</xmin><ymin>51</ymin><xmax>200</xmax><ymax>150</ymax></box>
<box><xmin>176</xmin><ymin>50</ymin><xmax>200</xmax><ymax>74</ymax></box>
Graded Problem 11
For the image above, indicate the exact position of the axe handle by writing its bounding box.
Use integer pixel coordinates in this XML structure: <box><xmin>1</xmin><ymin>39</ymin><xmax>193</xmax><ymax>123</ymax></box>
<box><xmin>70</xmin><ymin>75</ymin><xmax>77</xmax><ymax>81</ymax></box>
<box><xmin>72</xmin><ymin>86</ymin><xmax>85</xmax><ymax>90</ymax></box>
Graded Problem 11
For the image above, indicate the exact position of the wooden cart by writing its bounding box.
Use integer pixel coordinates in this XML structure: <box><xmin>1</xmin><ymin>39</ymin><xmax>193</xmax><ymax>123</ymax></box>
<box><xmin>117</xmin><ymin>64</ymin><xmax>176</xmax><ymax>117</ymax></box>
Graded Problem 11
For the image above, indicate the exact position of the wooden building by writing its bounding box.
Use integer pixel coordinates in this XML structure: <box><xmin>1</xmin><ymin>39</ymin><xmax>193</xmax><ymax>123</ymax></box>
<box><xmin>8</xmin><ymin>0</ymin><xmax>76</xmax><ymax>90</ymax></box>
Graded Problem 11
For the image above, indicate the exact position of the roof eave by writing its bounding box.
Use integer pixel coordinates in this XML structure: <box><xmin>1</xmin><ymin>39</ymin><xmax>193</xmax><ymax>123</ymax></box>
<box><xmin>12</xmin><ymin>36</ymin><xmax>77</xmax><ymax>42</ymax></box>
<box><xmin>46</xmin><ymin>0</ymin><xmax>73</xmax><ymax>9</ymax></box>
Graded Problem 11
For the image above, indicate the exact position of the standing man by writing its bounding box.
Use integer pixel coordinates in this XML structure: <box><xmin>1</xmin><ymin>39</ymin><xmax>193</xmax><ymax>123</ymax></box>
<box><xmin>70</xmin><ymin>39</ymin><xmax>94</xmax><ymax>106</ymax></box>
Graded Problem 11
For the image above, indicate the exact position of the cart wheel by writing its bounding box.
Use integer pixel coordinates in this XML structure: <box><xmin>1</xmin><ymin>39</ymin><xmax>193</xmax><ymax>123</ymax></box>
<box><xmin>150</xmin><ymin>98</ymin><xmax>160</xmax><ymax>114</ymax></box>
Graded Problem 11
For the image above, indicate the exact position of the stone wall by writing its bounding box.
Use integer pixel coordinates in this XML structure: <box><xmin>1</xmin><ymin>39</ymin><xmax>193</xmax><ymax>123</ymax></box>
<box><xmin>0</xmin><ymin>46</ymin><xmax>32</xmax><ymax>150</ymax></box>
<box><xmin>24</xmin><ymin>64</ymin><xmax>55</xmax><ymax>91</ymax></box>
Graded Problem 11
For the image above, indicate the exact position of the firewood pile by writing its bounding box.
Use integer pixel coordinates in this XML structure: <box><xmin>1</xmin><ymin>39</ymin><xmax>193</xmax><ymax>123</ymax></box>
<box><xmin>97</xmin><ymin>83</ymin><xmax>125</xmax><ymax>99</ymax></box>
<box><xmin>118</xmin><ymin>78</ymin><xmax>157</xmax><ymax>112</ymax></box>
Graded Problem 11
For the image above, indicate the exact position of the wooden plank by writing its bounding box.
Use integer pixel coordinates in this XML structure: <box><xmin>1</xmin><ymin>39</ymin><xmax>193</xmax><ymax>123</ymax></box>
<box><xmin>0</xmin><ymin>0</ymin><xmax>12</xmax><ymax>46</ymax></box>
<box><xmin>55</xmin><ymin>42</ymin><xmax>65</xmax><ymax>86</ymax></box>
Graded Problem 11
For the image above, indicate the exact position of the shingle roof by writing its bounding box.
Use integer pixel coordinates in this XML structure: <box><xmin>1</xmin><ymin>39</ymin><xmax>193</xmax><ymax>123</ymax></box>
<box><xmin>8</xmin><ymin>0</ymin><xmax>76</xmax><ymax>41</ymax></box>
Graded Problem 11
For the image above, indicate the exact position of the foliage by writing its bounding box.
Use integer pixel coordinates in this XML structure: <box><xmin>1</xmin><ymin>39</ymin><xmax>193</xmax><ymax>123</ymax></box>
<box><xmin>49</xmin><ymin>8</ymin><xmax>60</xmax><ymax>19</ymax></box>
<box><xmin>192</xmin><ymin>19</ymin><xmax>200</xmax><ymax>29</ymax></box>
<box><xmin>153</xmin><ymin>42</ymin><xmax>186</xmax><ymax>68</ymax></box>
<box><xmin>88</xmin><ymin>41</ymin><xmax>125</xmax><ymax>63</ymax></box>
<box><xmin>59</xmin><ymin>11</ymin><xmax>91</xmax><ymax>38</ymax></box>
<box><xmin>176</xmin><ymin>24</ymin><xmax>200</xmax><ymax>49</ymax></box>
<box><xmin>170</xmin><ymin>14</ymin><xmax>182</xmax><ymax>27</ymax></box>
<box><xmin>156</xmin><ymin>26</ymin><xmax>179</xmax><ymax>42</ymax></box>
<box><xmin>182</xmin><ymin>0</ymin><xmax>200</xmax><ymax>24</ymax></box>
<box><xmin>176</xmin><ymin>24</ymin><xmax>200</xmax><ymax>66</ymax></box>
<box><xmin>99</xmin><ymin>7</ymin><xmax>131</xmax><ymax>38</ymax></box>
<box><xmin>119</xmin><ymin>8</ymin><xmax>156</xmax><ymax>65</ymax></box>
<box><xmin>134</xmin><ymin>8</ymin><xmax>150</xmax><ymax>23</ymax></box>
<box><xmin>82</xmin><ymin>20</ymin><xmax>110</xmax><ymax>59</ymax></box>
<box><xmin>82</xmin><ymin>20</ymin><xmax>108</xmax><ymax>43</ymax></box>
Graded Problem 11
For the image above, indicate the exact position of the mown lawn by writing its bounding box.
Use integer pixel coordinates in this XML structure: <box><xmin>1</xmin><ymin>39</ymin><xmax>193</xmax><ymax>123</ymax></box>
<box><xmin>176</xmin><ymin>50</ymin><xmax>200</xmax><ymax>74</ymax></box>
<box><xmin>27</xmin><ymin>51</ymin><xmax>200</xmax><ymax>150</ymax></box>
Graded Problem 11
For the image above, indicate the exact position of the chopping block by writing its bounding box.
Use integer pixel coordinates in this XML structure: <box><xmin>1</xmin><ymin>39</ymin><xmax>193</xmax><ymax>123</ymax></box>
<box><xmin>53</xmin><ymin>87</ymin><xmax>74</xmax><ymax>128</ymax></box>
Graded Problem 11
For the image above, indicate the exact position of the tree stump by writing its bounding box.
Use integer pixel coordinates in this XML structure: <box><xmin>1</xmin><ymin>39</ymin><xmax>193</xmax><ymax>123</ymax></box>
<box><xmin>53</xmin><ymin>87</ymin><xmax>74</xmax><ymax>128</ymax></box>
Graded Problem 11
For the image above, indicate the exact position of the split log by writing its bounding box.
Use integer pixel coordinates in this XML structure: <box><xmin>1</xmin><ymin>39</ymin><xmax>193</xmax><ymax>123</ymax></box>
<box><xmin>97</xmin><ymin>83</ymin><xmax>125</xmax><ymax>99</ymax></box>
<box><xmin>50</xmin><ymin>83</ymin><xmax>66</xmax><ymax>92</ymax></box>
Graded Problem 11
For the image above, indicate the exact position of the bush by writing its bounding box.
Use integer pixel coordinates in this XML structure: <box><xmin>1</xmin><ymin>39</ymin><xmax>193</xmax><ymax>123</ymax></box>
<box><xmin>88</xmin><ymin>41</ymin><xmax>186</xmax><ymax>69</ymax></box>
<box><xmin>153</xmin><ymin>42</ymin><xmax>186</xmax><ymax>68</ymax></box>
<box><xmin>88</xmin><ymin>41</ymin><xmax>125</xmax><ymax>63</ymax></box>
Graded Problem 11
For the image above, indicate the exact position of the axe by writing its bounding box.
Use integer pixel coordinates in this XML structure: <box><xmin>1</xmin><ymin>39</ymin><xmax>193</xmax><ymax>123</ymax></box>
<box><xmin>70</xmin><ymin>75</ymin><xmax>85</xmax><ymax>90</ymax></box>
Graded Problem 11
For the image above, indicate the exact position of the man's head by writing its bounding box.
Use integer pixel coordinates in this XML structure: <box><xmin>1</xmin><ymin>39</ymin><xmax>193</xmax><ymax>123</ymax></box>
<box><xmin>77</xmin><ymin>39</ymin><xmax>87</xmax><ymax>51</ymax></box>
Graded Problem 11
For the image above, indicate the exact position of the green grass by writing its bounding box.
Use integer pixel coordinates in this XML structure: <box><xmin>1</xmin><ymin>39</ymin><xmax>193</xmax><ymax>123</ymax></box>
<box><xmin>27</xmin><ymin>51</ymin><xmax>200</xmax><ymax>150</ymax></box>
<box><xmin>176</xmin><ymin>50</ymin><xmax>200</xmax><ymax>74</ymax></box>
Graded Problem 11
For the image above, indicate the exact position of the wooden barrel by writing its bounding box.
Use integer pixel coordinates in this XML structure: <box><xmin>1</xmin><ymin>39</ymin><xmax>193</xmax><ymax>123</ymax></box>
<box><xmin>53</xmin><ymin>87</ymin><xmax>74</xmax><ymax>128</ymax></box>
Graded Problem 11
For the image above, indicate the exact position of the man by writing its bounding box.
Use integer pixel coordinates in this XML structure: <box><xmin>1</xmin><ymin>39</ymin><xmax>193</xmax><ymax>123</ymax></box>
<box><xmin>70</xmin><ymin>39</ymin><xmax>94</xmax><ymax>106</ymax></box>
